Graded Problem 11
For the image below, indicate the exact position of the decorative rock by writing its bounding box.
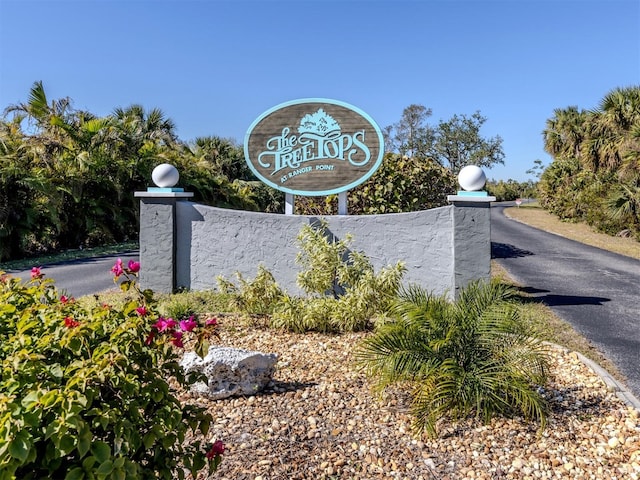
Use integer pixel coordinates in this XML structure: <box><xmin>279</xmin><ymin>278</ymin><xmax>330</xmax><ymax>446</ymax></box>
<box><xmin>181</xmin><ymin>346</ymin><xmax>278</xmax><ymax>399</ymax></box>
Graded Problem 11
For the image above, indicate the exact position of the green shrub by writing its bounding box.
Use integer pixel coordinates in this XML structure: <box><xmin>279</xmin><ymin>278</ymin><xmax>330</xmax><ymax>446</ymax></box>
<box><xmin>0</xmin><ymin>263</ymin><xmax>223</xmax><ymax>480</ymax></box>
<box><xmin>272</xmin><ymin>221</ymin><xmax>405</xmax><ymax>332</ymax></box>
<box><xmin>356</xmin><ymin>280</ymin><xmax>550</xmax><ymax>438</ymax></box>
<box><xmin>217</xmin><ymin>221</ymin><xmax>406</xmax><ymax>333</ymax></box>
<box><xmin>216</xmin><ymin>264</ymin><xmax>285</xmax><ymax>316</ymax></box>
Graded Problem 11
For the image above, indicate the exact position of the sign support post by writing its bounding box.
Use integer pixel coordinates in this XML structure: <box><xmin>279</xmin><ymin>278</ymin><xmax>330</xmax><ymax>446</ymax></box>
<box><xmin>338</xmin><ymin>192</ymin><xmax>348</xmax><ymax>215</ymax></box>
<box><xmin>285</xmin><ymin>193</ymin><xmax>294</xmax><ymax>215</ymax></box>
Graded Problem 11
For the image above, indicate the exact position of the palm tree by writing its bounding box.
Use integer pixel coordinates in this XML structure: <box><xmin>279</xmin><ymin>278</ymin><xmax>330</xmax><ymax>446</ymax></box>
<box><xmin>583</xmin><ymin>86</ymin><xmax>640</xmax><ymax>173</ymax></box>
<box><xmin>543</xmin><ymin>106</ymin><xmax>588</xmax><ymax>163</ymax></box>
<box><xmin>356</xmin><ymin>281</ymin><xmax>549</xmax><ymax>438</ymax></box>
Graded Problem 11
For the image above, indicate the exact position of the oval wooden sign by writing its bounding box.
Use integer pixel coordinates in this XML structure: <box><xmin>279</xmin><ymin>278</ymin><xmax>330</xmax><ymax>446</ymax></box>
<box><xmin>244</xmin><ymin>99</ymin><xmax>384</xmax><ymax>196</ymax></box>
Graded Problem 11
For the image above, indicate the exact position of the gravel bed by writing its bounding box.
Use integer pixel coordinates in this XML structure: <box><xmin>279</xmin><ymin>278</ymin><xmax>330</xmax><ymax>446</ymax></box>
<box><xmin>188</xmin><ymin>322</ymin><xmax>640</xmax><ymax>480</ymax></box>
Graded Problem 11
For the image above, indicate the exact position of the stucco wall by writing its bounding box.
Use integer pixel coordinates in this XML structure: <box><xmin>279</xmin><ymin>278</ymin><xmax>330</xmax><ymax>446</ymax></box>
<box><xmin>174</xmin><ymin>202</ymin><xmax>455</xmax><ymax>297</ymax></box>
<box><xmin>137</xmin><ymin>195</ymin><xmax>494</xmax><ymax>298</ymax></box>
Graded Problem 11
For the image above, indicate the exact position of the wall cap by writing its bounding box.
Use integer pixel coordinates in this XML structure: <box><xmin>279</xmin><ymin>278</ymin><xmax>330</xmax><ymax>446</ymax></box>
<box><xmin>135</xmin><ymin>191</ymin><xmax>194</xmax><ymax>198</ymax></box>
<box><xmin>447</xmin><ymin>195</ymin><xmax>496</xmax><ymax>203</ymax></box>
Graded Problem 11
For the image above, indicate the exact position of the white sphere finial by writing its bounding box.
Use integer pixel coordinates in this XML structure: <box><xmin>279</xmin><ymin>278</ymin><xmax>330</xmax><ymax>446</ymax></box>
<box><xmin>458</xmin><ymin>165</ymin><xmax>486</xmax><ymax>191</ymax></box>
<box><xmin>152</xmin><ymin>163</ymin><xmax>180</xmax><ymax>188</ymax></box>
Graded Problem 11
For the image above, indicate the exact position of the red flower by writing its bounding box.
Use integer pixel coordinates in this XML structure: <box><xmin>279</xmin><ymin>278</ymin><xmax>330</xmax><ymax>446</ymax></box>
<box><xmin>170</xmin><ymin>330</ymin><xmax>184</xmax><ymax>348</ymax></box>
<box><xmin>179</xmin><ymin>316</ymin><xmax>197</xmax><ymax>332</ymax></box>
<box><xmin>135</xmin><ymin>306</ymin><xmax>148</xmax><ymax>316</ymax></box>
<box><xmin>111</xmin><ymin>258</ymin><xmax>124</xmax><ymax>277</ymax></box>
<box><xmin>60</xmin><ymin>295</ymin><xmax>74</xmax><ymax>304</ymax></box>
<box><xmin>145</xmin><ymin>331</ymin><xmax>156</xmax><ymax>345</ymax></box>
<box><xmin>31</xmin><ymin>266</ymin><xmax>43</xmax><ymax>279</ymax></box>
<box><xmin>206</xmin><ymin>440</ymin><xmax>225</xmax><ymax>458</ymax></box>
<box><xmin>127</xmin><ymin>260</ymin><xmax>140</xmax><ymax>273</ymax></box>
<box><xmin>64</xmin><ymin>317</ymin><xmax>80</xmax><ymax>328</ymax></box>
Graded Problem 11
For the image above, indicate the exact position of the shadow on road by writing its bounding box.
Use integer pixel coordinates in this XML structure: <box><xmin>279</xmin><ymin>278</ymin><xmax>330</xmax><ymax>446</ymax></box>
<box><xmin>537</xmin><ymin>294</ymin><xmax>611</xmax><ymax>307</ymax></box>
<box><xmin>514</xmin><ymin>287</ymin><xmax>611</xmax><ymax>307</ymax></box>
<box><xmin>491</xmin><ymin>242</ymin><xmax>534</xmax><ymax>259</ymax></box>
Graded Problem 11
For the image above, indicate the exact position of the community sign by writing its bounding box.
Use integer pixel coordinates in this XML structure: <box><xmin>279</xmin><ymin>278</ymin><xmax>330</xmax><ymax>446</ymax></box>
<box><xmin>244</xmin><ymin>98</ymin><xmax>384</xmax><ymax>196</ymax></box>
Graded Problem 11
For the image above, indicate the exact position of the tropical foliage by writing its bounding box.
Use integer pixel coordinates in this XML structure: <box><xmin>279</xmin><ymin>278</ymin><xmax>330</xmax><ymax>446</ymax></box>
<box><xmin>294</xmin><ymin>153</ymin><xmax>457</xmax><ymax>215</ymax></box>
<box><xmin>540</xmin><ymin>86</ymin><xmax>640</xmax><ymax>239</ymax></box>
<box><xmin>0</xmin><ymin>82</ymin><xmax>280</xmax><ymax>262</ymax></box>
<box><xmin>0</xmin><ymin>263</ymin><xmax>223</xmax><ymax>479</ymax></box>
<box><xmin>355</xmin><ymin>280</ymin><xmax>550</xmax><ymax>438</ymax></box>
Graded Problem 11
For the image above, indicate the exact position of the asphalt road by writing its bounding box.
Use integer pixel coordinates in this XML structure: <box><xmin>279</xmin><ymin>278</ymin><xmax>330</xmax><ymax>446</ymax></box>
<box><xmin>3</xmin><ymin>250</ymin><xmax>139</xmax><ymax>298</ymax></box>
<box><xmin>491</xmin><ymin>202</ymin><xmax>640</xmax><ymax>398</ymax></box>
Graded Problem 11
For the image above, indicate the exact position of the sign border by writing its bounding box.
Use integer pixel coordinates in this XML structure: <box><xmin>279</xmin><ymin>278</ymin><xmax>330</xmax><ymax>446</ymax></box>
<box><xmin>244</xmin><ymin>98</ymin><xmax>385</xmax><ymax>196</ymax></box>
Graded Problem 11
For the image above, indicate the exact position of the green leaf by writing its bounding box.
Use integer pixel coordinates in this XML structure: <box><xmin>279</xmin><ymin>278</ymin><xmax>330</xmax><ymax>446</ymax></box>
<box><xmin>96</xmin><ymin>460</ymin><xmax>114</xmax><ymax>476</ymax></box>
<box><xmin>21</xmin><ymin>391</ymin><xmax>39</xmax><ymax>409</ymax></box>
<box><xmin>142</xmin><ymin>431</ymin><xmax>155</xmax><ymax>449</ymax></box>
<box><xmin>64</xmin><ymin>467</ymin><xmax>85</xmax><ymax>480</ymax></box>
<box><xmin>91</xmin><ymin>441</ymin><xmax>111</xmax><ymax>463</ymax></box>
<box><xmin>59</xmin><ymin>433</ymin><xmax>76</xmax><ymax>455</ymax></box>
<box><xmin>8</xmin><ymin>431</ymin><xmax>31</xmax><ymax>463</ymax></box>
<box><xmin>77</xmin><ymin>424</ymin><xmax>92</xmax><ymax>457</ymax></box>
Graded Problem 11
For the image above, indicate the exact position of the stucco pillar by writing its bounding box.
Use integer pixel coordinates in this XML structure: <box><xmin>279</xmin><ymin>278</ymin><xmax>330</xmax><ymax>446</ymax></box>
<box><xmin>134</xmin><ymin>191</ymin><xmax>193</xmax><ymax>293</ymax></box>
<box><xmin>447</xmin><ymin>194</ymin><xmax>496</xmax><ymax>298</ymax></box>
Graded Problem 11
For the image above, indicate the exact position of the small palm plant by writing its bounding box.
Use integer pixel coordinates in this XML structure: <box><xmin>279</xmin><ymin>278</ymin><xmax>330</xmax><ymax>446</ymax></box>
<box><xmin>356</xmin><ymin>280</ymin><xmax>550</xmax><ymax>438</ymax></box>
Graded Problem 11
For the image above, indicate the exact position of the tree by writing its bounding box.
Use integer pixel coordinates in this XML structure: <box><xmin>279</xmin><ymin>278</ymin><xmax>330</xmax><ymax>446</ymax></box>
<box><xmin>540</xmin><ymin>86</ymin><xmax>640</xmax><ymax>239</ymax></box>
<box><xmin>384</xmin><ymin>104</ymin><xmax>435</xmax><ymax>158</ymax></box>
<box><xmin>543</xmin><ymin>106</ymin><xmax>588</xmax><ymax>163</ymax></box>
<box><xmin>430</xmin><ymin>111</ymin><xmax>504</xmax><ymax>175</ymax></box>
<box><xmin>384</xmin><ymin>106</ymin><xmax>505</xmax><ymax>176</ymax></box>
<box><xmin>526</xmin><ymin>159</ymin><xmax>546</xmax><ymax>180</ymax></box>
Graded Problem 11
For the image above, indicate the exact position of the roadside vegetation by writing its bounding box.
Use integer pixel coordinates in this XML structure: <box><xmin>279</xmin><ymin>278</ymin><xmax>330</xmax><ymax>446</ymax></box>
<box><xmin>539</xmin><ymin>85</ymin><xmax>640</xmax><ymax>241</ymax></box>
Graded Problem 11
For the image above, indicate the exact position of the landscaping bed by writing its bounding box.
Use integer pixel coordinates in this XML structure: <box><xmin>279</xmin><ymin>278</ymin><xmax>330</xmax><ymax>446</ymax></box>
<box><xmin>188</xmin><ymin>321</ymin><xmax>640</xmax><ymax>479</ymax></box>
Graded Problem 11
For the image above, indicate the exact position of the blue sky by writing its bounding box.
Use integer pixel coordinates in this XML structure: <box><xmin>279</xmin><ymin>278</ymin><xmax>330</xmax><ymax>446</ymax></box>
<box><xmin>1</xmin><ymin>0</ymin><xmax>638</xmax><ymax>182</ymax></box>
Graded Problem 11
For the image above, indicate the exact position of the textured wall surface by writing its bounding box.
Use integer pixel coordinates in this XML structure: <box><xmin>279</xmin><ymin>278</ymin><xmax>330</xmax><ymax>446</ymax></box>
<box><xmin>174</xmin><ymin>202</ymin><xmax>457</xmax><ymax>297</ymax></box>
<box><xmin>452</xmin><ymin>202</ymin><xmax>493</xmax><ymax>296</ymax></box>
<box><xmin>139</xmin><ymin>198</ymin><xmax>176</xmax><ymax>293</ymax></box>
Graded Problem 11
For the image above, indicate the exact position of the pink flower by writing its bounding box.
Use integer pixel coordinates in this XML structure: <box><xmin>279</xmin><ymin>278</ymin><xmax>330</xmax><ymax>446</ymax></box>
<box><xmin>31</xmin><ymin>266</ymin><xmax>43</xmax><ymax>279</ymax></box>
<box><xmin>127</xmin><ymin>260</ymin><xmax>140</xmax><ymax>273</ymax></box>
<box><xmin>153</xmin><ymin>317</ymin><xmax>177</xmax><ymax>332</ymax></box>
<box><xmin>179</xmin><ymin>316</ymin><xmax>197</xmax><ymax>332</ymax></box>
<box><xmin>64</xmin><ymin>316</ymin><xmax>80</xmax><ymax>328</ymax></box>
<box><xmin>205</xmin><ymin>317</ymin><xmax>218</xmax><ymax>327</ymax></box>
<box><xmin>60</xmin><ymin>295</ymin><xmax>74</xmax><ymax>304</ymax></box>
<box><xmin>170</xmin><ymin>330</ymin><xmax>184</xmax><ymax>348</ymax></box>
<box><xmin>206</xmin><ymin>440</ymin><xmax>225</xmax><ymax>458</ymax></box>
<box><xmin>111</xmin><ymin>258</ymin><xmax>124</xmax><ymax>277</ymax></box>
<box><xmin>135</xmin><ymin>306</ymin><xmax>148</xmax><ymax>316</ymax></box>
